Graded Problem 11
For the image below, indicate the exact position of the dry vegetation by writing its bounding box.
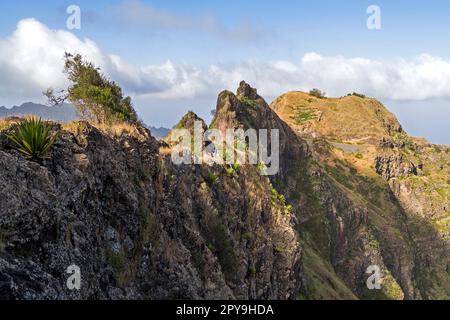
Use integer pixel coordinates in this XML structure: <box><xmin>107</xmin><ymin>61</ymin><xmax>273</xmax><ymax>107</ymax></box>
<box><xmin>270</xmin><ymin>91</ymin><xmax>401</xmax><ymax>143</ymax></box>
<box><xmin>62</xmin><ymin>120</ymin><xmax>141</xmax><ymax>139</ymax></box>
<box><xmin>0</xmin><ymin>117</ymin><xmax>21</xmax><ymax>131</ymax></box>
<box><xmin>159</xmin><ymin>146</ymin><xmax>172</xmax><ymax>156</ymax></box>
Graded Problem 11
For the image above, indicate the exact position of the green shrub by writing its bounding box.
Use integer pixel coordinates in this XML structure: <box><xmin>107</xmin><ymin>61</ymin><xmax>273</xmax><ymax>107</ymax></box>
<box><xmin>225</xmin><ymin>166</ymin><xmax>236</xmax><ymax>177</ymax></box>
<box><xmin>348</xmin><ymin>92</ymin><xmax>366</xmax><ymax>98</ymax></box>
<box><xmin>225</xmin><ymin>162</ymin><xmax>240</xmax><ymax>177</ymax></box>
<box><xmin>7</xmin><ymin>117</ymin><xmax>57</xmax><ymax>160</ymax></box>
<box><xmin>309</xmin><ymin>88</ymin><xmax>326</xmax><ymax>99</ymax></box>
<box><xmin>205</xmin><ymin>172</ymin><xmax>218</xmax><ymax>184</ymax></box>
<box><xmin>238</xmin><ymin>96</ymin><xmax>258</xmax><ymax>108</ymax></box>
<box><xmin>45</xmin><ymin>53</ymin><xmax>138</xmax><ymax>124</ymax></box>
<box><xmin>284</xmin><ymin>204</ymin><xmax>293</xmax><ymax>216</ymax></box>
<box><xmin>270</xmin><ymin>187</ymin><xmax>293</xmax><ymax>215</ymax></box>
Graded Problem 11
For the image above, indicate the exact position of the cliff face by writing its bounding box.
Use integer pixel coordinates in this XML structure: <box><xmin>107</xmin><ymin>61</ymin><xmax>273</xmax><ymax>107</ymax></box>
<box><xmin>270</xmin><ymin>90</ymin><xmax>450</xmax><ymax>299</ymax></box>
<box><xmin>0</xmin><ymin>120</ymin><xmax>301</xmax><ymax>299</ymax></box>
<box><xmin>0</xmin><ymin>82</ymin><xmax>448</xmax><ymax>300</ymax></box>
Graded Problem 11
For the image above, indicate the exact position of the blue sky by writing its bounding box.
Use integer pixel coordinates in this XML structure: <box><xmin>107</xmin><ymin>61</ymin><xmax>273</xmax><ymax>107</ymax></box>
<box><xmin>0</xmin><ymin>0</ymin><xmax>449</xmax><ymax>143</ymax></box>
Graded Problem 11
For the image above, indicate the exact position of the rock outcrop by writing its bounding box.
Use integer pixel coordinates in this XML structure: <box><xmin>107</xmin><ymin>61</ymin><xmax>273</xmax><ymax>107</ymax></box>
<box><xmin>0</xmin><ymin>82</ymin><xmax>448</xmax><ymax>300</ymax></box>
<box><xmin>0</xmin><ymin>119</ymin><xmax>301</xmax><ymax>299</ymax></box>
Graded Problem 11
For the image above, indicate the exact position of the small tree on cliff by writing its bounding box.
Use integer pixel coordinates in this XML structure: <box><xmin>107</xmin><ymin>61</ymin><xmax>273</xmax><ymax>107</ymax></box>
<box><xmin>309</xmin><ymin>88</ymin><xmax>326</xmax><ymax>99</ymax></box>
<box><xmin>44</xmin><ymin>53</ymin><xmax>138</xmax><ymax>124</ymax></box>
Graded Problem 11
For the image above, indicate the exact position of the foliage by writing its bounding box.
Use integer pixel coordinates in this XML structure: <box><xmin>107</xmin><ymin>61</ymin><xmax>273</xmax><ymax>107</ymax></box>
<box><xmin>348</xmin><ymin>92</ymin><xmax>366</xmax><ymax>98</ymax></box>
<box><xmin>225</xmin><ymin>161</ymin><xmax>241</xmax><ymax>177</ymax></box>
<box><xmin>7</xmin><ymin>117</ymin><xmax>57</xmax><ymax>160</ymax></box>
<box><xmin>309</xmin><ymin>88</ymin><xmax>326</xmax><ymax>99</ymax></box>
<box><xmin>295</xmin><ymin>109</ymin><xmax>315</xmax><ymax>123</ymax></box>
<box><xmin>270</xmin><ymin>187</ymin><xmax>293</xmax><ymax>215</ymax></box>
<box><xmin>238</xmin><ymin>96</ymin><xmax>258</xmax><ymax>108</ymax></box>
<box><xmin>256</xmin><ymin>162</ymin><xmax>267</xmax><ymax>175</ymax></box>
<box><xmin>205</xmin><ymin>172</ymin><xmax>218</xmax><ymax>184</ymax></box>
<box><xmin>45</xmin><ymin>53</ymin><xmax>138</xmax><ymax>124</ymax></box>
<box><xmin>225</xmin><ymin>166</ymin><xmax>237</xmax><ymax>177</ymax></box>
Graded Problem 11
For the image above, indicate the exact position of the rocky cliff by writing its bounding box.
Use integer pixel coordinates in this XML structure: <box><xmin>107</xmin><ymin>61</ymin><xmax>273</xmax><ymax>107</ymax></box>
<box><xmin>0</xmin><ymin>96</ymin><xmax>301</xmax><ymax>299</ymax></box>
<box><xmin>270</xmin><ymin>89</ymin><xmax>450</xmax><ymax>299</ymax></box>
<box><xmin>0</xmin><ymin>82</ymin><xmax>448</xmax><ymax>300</ymax></box>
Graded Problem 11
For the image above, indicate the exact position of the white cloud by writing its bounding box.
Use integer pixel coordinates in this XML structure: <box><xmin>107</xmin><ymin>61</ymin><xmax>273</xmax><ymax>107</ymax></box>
<box><xmin>2</xmin><ymin>18</ymin><xmax>450</xmax><ymax>107</ymax></box>
<box><xmin>0</xmin><ymin>18</ymin><xmax>205</xmax><ymax>105</ymax></box>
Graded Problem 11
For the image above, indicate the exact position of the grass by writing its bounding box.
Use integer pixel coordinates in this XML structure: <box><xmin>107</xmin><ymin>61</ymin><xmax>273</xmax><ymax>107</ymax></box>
<box><xmin>294</xmin><ymin>109</ymin><xmax>315</xmax><ymax>124</ymax></box>
<box><xmin>0</xmin><ymin>118</ymin><xmax>18</xmax><ymax>131</ymax></box>
<box><xmin>299</xmin><ymin>245</ymin><xmax>357</xmax><ymax>300</ymax></box>
<box><xmin>63</xmin><ymin>120</ymin><xmax>138</xmax><ymax>138</ymax></box>
<box><xmin>271</xmin><ymin>91</ymin><xmax>402</xmax><ymax>142</ymax></box>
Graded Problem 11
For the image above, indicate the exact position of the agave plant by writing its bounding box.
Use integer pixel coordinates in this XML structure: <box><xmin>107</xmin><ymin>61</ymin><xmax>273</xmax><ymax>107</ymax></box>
<box><xmin>7</xmin><ymin>117</ymin><xmax>58</xmax><ymax>160</ymax></box>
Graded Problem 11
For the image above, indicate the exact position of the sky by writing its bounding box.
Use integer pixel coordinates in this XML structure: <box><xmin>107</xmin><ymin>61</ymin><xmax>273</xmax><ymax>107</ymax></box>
<box><xmin>0</xmin><ymin>0</ymin><xmax>449</xmax><ymax>144</ymax></box>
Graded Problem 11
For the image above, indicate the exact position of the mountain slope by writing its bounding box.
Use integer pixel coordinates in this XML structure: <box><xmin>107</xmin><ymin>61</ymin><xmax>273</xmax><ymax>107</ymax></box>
<box><xmin>0</xmin><ymin>83</ymin><xmax>448</xmax><ymax>300</ymax></box>
<box><xmin>0</xmin><ymin>116</ymin><xmax>301</xmax><ymax>300</ymax></box>
<box><xmin>270</xmin><ymin>90</ymin><xmax>450</xmax><ymax>299</ymax></box>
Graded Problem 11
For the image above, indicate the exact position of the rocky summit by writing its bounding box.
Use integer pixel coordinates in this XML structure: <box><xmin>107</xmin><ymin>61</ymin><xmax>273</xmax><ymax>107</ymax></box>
<box><xmin>0</xmin><ymin>82</ymin><xmax>449</xmax><ymax>300</ymax></box>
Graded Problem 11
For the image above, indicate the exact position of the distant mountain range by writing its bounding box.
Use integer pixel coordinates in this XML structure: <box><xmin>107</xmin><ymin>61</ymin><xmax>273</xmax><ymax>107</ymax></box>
<box><xmin>0</xmin><ymin>102</ymin><xmax>77</xmax><ymax>122</ymax></box>
<box><xmin>0</xmin><ymin>102</ymin><xmax>170</xmax><ymax>139</ymax></box>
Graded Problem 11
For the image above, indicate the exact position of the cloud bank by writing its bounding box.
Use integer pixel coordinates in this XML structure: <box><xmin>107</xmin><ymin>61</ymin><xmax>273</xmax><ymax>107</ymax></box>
<box><xmin>2</xmin><ymin>18</ymin><xmax>450</xmax><ymax>106</ymax></box>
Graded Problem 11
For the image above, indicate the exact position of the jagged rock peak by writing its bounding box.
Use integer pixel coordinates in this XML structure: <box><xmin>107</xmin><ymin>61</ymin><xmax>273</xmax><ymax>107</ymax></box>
<box><xmin>164</xmin><ymin>111</ymin><xmax>207</xmax><ymax>143</ymax></box>
<box><xmin>174</xmin><ymin>111</ymin><xmax>207</xmax><ymax>130</ymax></box>
<box><xmin>236</xmin><ymin>81</ymin><xmax>259</xmax><ymax>100</ymax></box>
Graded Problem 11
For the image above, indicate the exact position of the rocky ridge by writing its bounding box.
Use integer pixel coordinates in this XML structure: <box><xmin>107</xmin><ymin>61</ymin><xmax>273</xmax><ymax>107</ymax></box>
<box><xmin>0</xmin><ymin>82</ymin><xmax>448</xmax><ymax>300</ymax></box>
